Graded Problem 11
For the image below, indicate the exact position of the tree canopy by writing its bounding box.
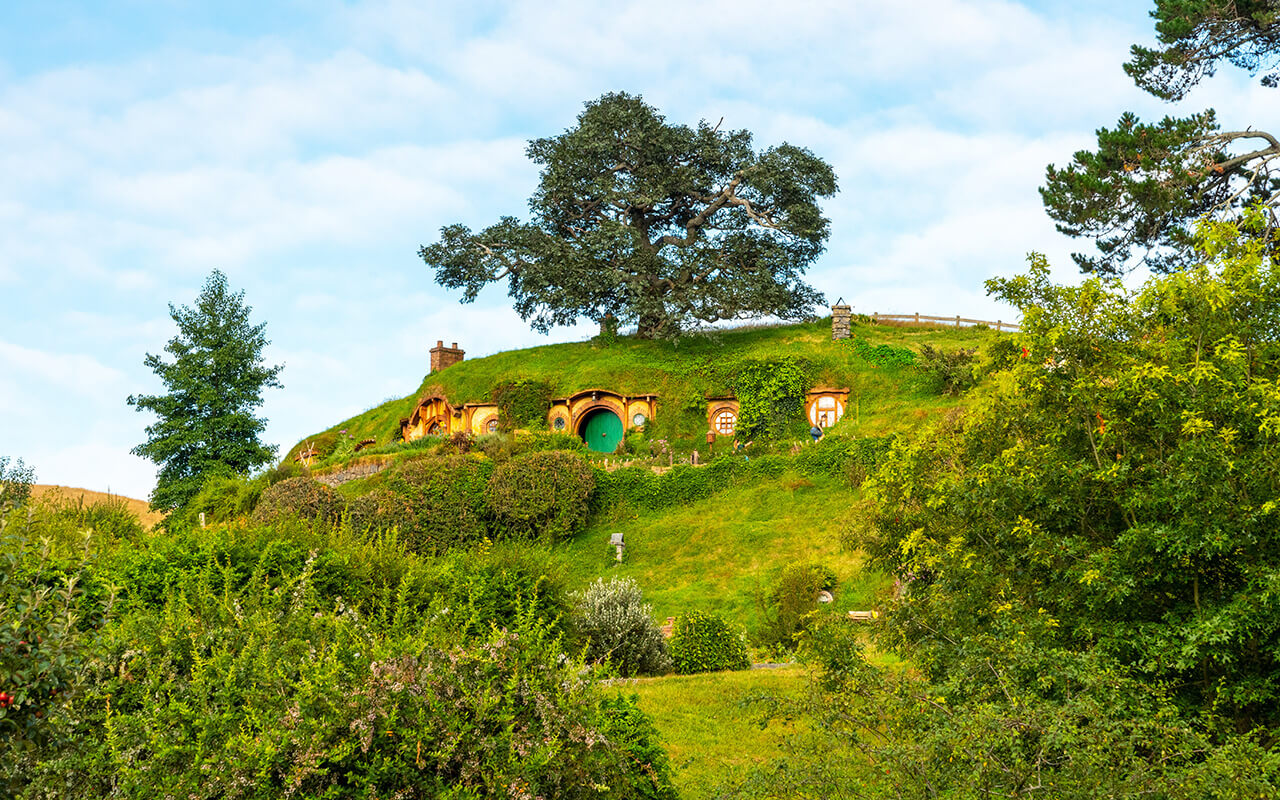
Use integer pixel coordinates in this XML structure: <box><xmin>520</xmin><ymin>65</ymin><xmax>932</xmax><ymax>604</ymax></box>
<box><xmin>861</xmin><ymin>212</ymin><xmax>1280</xmax><ymax>731</ymax></box>
<box><xmin>1042</xmin><ymin>1</ymin><xmax>1278</xmax><ymax>275</ymax></box>
<box><xmin>128</xmin><ymin>270</ymin><xmax>283</xmax><ymax>511</ymax></box>
<box><xmin>420</xmin><ymin>92</ymin><xmax>838</xmax><ymax>339</ymax></box>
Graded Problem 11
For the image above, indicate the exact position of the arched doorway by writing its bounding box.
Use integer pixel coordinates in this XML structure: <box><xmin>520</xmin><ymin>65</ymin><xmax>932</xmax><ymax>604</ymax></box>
<box><xmin>579</xmin><ymin>407</ymin><xmax>624</xmax><ymax>453</ymax></box>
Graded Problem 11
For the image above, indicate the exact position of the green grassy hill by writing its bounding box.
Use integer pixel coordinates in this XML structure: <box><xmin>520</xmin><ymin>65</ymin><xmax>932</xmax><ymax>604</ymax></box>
<box><xmin>288</xmin><ymin>317</ymin><xmax>1004</xmax><ymax>464</ymax></box>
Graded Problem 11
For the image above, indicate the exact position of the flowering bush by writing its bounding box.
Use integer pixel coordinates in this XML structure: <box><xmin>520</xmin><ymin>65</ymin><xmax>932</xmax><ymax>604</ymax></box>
<box><xmin>572</xmin><ymin>577</ymin><xmax>671</xmax><ymax>677</ymax></box>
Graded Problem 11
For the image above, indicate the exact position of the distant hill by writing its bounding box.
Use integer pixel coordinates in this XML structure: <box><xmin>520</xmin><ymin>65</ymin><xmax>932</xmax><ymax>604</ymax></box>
<box><xmin>31</xmin><ymin>485</ymin><xmax>164</xmax><ymax>529</ymax></box>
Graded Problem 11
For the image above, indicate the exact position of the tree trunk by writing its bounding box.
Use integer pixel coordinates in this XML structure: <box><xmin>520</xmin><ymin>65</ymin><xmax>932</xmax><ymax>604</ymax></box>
<box><xmin>636</xmin><ymin>312</ymin><xmax>663</xmax><ymax>339</ymax></box>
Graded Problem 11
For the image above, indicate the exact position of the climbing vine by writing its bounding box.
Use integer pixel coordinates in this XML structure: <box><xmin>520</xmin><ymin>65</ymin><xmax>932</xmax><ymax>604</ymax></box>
<box><xmin>491</xmin><ymin>379</ymin><xmax>555</xmax><ymax>431</ymax></box>
<box><xmin>730</xmin><ymin>357</ymin><xmax>812</xmax><ymax>439</ymax></box>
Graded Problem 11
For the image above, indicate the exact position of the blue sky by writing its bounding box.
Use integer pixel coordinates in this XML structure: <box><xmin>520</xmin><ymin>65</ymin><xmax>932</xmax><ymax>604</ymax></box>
<box><xmin>0</xmin><ymin>1</ymin><xmax>1268</xmax><ymax>499</ymax></box>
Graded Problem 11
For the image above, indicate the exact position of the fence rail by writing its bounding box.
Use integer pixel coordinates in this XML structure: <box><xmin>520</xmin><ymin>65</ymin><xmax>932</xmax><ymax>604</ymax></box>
<box><xmin>870</xmin><ymin>312</ymin><xmax>1020</xmax><ymax>332</ymax></box>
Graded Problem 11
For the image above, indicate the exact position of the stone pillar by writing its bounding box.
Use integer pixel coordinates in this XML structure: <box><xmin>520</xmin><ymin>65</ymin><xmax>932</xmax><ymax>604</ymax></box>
<box><xmin>831</xmin><ymin>300</ymin><xmax>852</xmax><ymax>340</ymax></box>
<box><xmin>429</xmin><ymin>340</ymin><xmax>465</xmax><ymax>373</ymax></box>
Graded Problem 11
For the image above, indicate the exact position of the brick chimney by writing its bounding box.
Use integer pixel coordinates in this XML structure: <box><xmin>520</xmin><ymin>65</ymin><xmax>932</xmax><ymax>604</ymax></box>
<box><xmin>831</xmin><ymin>299</ymin><xmax>852</xmax><ymax>340</ymax></box>
<box><xmin>429</xmin><ymin>340</ymin><xmax>465</xmax><ymax>373</ymax></box>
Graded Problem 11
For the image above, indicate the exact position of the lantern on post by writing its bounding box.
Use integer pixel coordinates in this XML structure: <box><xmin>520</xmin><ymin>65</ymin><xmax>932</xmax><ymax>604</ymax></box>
<box><xmin>610</xmin><ymin>532</ymin><xmax>626</xmax><ymax>561</ymax></box>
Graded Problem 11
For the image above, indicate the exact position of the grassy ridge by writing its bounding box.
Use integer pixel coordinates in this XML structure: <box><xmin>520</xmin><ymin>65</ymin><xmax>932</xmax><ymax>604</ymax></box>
<box><xmin>289</xmin><ymin>318</ymin><xmax>1002</xmax><ymax>462</ymax></box>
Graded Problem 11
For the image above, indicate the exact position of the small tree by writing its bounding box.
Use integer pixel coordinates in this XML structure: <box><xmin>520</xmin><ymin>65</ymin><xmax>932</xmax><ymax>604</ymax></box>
<box><xmin>0</xmin><ymin>457</ymin><xmax>35</xmax><ymax>511</ymax></box>
<box><xmin>421</xmin><ymin>92</ymin><xmax>837</xmax><ymax>339</ymax></box>
<box><xmin>128</xmin><ymin>270</ymin><xmax>283</xmax><ymax>511</ymax></box>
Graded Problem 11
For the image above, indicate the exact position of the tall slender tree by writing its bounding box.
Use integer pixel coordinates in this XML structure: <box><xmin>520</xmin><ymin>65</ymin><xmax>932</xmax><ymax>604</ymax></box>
<box><xmin>128</xmin><ymin>270</ymin><xmax>283</xmax><ymax>511</ymax></box>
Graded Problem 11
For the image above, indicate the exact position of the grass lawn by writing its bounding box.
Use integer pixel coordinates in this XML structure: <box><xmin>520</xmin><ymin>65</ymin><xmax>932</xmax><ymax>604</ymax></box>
<box><xmin>555</xmin><ymin>469</ymin><xmax>888</xmax><ymax>637</ymax></box>
<box><xmin>620</xmin><ymin>665</ymin><xmax>811</xmax><ymax>799</ymax></box>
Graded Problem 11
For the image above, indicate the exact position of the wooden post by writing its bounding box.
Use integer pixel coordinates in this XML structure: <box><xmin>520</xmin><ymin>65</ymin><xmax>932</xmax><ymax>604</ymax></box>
<box><xmin>914</xmin><ymin>312</ymin><xmax>919</xmax><ymax>324</ymax></box>
<box><xmin>996</xmin><ymin>320</ymin><xmax>1002</xmax><ymax>331</ymax></box>
<box><xmin>955</xmin><ymin>315</ymin><xmax>961</xmax><ymax>328</ymax></box>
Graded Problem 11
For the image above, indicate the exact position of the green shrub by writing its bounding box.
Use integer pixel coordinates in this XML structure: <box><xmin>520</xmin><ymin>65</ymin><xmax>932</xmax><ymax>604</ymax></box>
<box><xmin>843</xmin><ymin>336</ymin><xmax>917</xmax><ymax>367</ymax></box>
<box><xmin>386</xmin><ymin>455</ymin><xmax>493</xmax><ymax>551</ymax></box>
<box><xmin>418</xmin><ymin>542</ymin><xmax>572</xmax><ymax>640</ymax></box>
<box><xmin>668</xmin><ymin>611</ymin><xmax>750</xmax><ymax>674</ymax></box>
<box><xmin>177</xmin><ymin>473</ymin><xmax>265</xmax><ymax>528</ymax></box>
<box><xmin>489</xmin><ymin>451</ymin><xmax>596</xmax><ymax>541</ymax></box>
<box><xmin>251</xmin><ymin>476</ymin><xmax>343</xmax><ymax>526</ymax></box>
<box><xmin>917</xmin><ymin>344</ymin><xmax>979</xmax><ymax>395</ymax></box>
<box><xmin>796</xmin><ymin>435</ymin><xmax>893</xmax><ymax>486</ymax></box>
<box><xmin>345</xmin><ymin>489</ymin><xmax>415</xmax><ymax>535</ymax></box>
<box><xmin>984</xmin><ymin>336</ymin><xmax>1024</xmax><ymax>373</ymax></box>
<box><xmin>572</xmin><ymin>577</ymin><xmax>671</xmax><ymax>677</ymax></box>
<box><xmin>759</xmin><ymin>563</ymin><xmax>837</xmax><ymax>650</ymax></box>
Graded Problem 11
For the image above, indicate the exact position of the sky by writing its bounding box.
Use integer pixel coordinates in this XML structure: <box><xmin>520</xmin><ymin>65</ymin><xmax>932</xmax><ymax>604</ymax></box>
<box><xmin>0</xmin><ymin>1</ymin><xmax>1270</xmax><ymax>500</ymax></box>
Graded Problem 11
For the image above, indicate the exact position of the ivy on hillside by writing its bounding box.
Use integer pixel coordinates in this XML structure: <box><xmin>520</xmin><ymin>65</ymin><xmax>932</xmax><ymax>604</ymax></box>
<box><xmin>730</xmin><ymin>357</ymin><xmax>813</xmax><ymax>439</ymax></box>
<box><xmin>843</xmin><ymin>337</ymin><xmax>916</xmax><ymax>368</ymax></box>
<box><xmin>491</xmin><ymin>379</ymin><xmax>555</xmax><ymax>431</ymax></box>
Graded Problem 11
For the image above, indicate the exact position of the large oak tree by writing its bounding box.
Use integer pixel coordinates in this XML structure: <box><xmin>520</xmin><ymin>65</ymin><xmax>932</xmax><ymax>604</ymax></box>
<box><xmin>420</xmin><ymin>92</ymin><xmax>838</xmax><ymax>339</ymax></box>
<box><xmin>1042</xmin><ymin>1</ymin><xmax>1279</xmax><ymax>275</ymax></box>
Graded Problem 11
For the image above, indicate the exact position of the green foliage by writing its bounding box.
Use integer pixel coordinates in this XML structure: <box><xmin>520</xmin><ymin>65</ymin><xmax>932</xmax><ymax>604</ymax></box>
<box><xmin>758</xmin><ymin>563</ymin><xmax>836</xmax><ymax>650</ymax></box>
<box><xmin>1125</xmin><ymin>0</ymin><xmax>1280</xmax><ymax>101</ymax></box>
<box><xmin>491</xmin><ymin>377</ymin><xmax>555</xmax><ymax>430</ymax></box>
<box><xmin>127</xmin><ymin>270</ymin><xmax>284</xmax><ymax>511</ymax></box>
<box><xmin>844</xmin><ymin>335</ymin><xmax>916</xmax><ymax>367</ymax></box>
<box><xmin>1043</xmin><ymin>4</ymin><xmax>1279</xmax><ymax>275</ymax></box>
<box><xmin>593</xmin><ymin>695</ymin><xmax>679</xmax><ymax>800</ymax></box>
<box><xmin>421</xmin><ymin>91</ymin><xmax>836</xmax><ymax>339</ymax></box>
<box><xmin>571</xmin><ymin>577</ymin><xmax>671</xmax><ymax>677</ymax></box>
<box><xmin>0</xmin><ymin>520</ymin><xmax>112</xmax><ymax>797</ymax></box>
<box><xmin>488</xmin><ymin>450</ymin><xmax>596</xmax><ymax>541</ymax></box>
<box><xmin>794</xmin><ymin>435</ymin><xmax>892</xmax><ymax>485</ymax></box>
<box><xmin>386</xmin><ymin>455</ymin><xmax>493</xmax><ymax>551</ymax></box>
<box><xmin>668</xmin><ymin>611</ymin><xmax>750</xmax><ymax>674</ymax></box>
<box><xmin>861</xmin><ymin>216</ymin><xmax>1280</xmax><ymax>729</ymax></box>
<box><xmin>175</xmin><ymin>472</ymin><xmax>266</xmax><ymax>528</ymax></box>
<box><xmin>725</xmin><ymin>618</ymin><xmax>1280</xmax><ymax>799</ymax></box>
<box><xmin>917</xmin><ymin>343</ymin><xmax>979</xmax><ymax>395</ymax></box>
<box><xmin>251</xmin><ymin>476</ymin><xmax>342</xmax><ymax>527</ymax></box>
<box><xmin>983</xmin><ymin>335</ymin><xmax>1024</xmax><ymax>373</ymax></box>
<box><xmin>344</xmin><ymin>488</ymin><xmax>415</xmax><ymax>535</ymax></box>
<box><xmin>0</xmin><ymin>456</ymin><xmax>35</xmax><ymax>511</ymax></box>
<box><xmin>730</xmin><ymin>356</ymin><xmax>812</xmax><ymax>439</ymax></box>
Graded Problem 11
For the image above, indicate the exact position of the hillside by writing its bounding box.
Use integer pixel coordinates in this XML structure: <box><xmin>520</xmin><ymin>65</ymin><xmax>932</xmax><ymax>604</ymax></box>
<box><xmin>288</xmin><ymin>316</ymin><xmax>1007</xmax><ymax>465</ymax></box>
<box><xmin>31</xmin><ymin>485</ymin><xmax>163</xmax><ymax>529</ymax></box>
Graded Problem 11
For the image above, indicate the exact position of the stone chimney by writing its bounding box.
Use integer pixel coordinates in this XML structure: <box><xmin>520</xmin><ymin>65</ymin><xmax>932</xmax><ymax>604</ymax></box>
<box><xmin>429</xmin><ymin>340</ymin><xmax>465</xmax><ymax>373</ymax></box>
<box><xmin>831</xmin><ymin>299</ymin><xmax>852</xmax><ymax>340</ymax></box>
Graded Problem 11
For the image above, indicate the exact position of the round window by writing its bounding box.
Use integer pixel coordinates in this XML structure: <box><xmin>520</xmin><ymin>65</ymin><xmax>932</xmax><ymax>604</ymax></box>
<box><xmin>714</xmin><ymin>410</ymin><xmax>737</xmax><ymax>435</ymax></box>
<box><xmin>486</xmin><ymin>418</ymin><xmax>499</xmax><ymax>433</ymax></box>
<box><xmin>553</xmin><ymin>416</ymin><xmax>566</xmax><ymax>430</ymax></box>
<box><xmin>632</xmin><ymin>413</ymin><xmax>647</xmax><ymax>427</ymax></box>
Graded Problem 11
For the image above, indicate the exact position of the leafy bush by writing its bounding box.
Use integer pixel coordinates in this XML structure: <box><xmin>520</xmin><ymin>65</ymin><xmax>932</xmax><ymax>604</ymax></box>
<box><xmin>386</xmin><ymin>455</ymin><xmax>493</xmax><ymax>551</ymax></box>
<box><xmin>250</xmin><ymin>476</ymin><xmax>343</xmax><ymax>526</ymax></box>
<box><xmin>984</xmin><ymin>335</ymin><xmax>1024</xmax><ymax>373</ymax></box>
<box><xmin>425</xmin><ymin>542</ymin><xmax>573</xmax><ymax>640</ymax></box>
<box><xmin>0</xmin><ymin>456</ymin><xmax>35</xmax><ymax>511</ymax></box>
<box><xmin>759</xmin><ymin>563</ymin><xmax>836</xmax><ymax>650</ymax></box>
<box><xmin>917</xmin><ymin>344</ymin><xmax>979</xmax><ymax>395</ymax></box>
<box><xmin>668</xmin><ymin>611</ymin><xmax>750</xmax><ymax>674</ymax></box>
<box><xmin>491</xmin><ymin>377</ymin><xmax>555</xmax><ymax>430</ymax></box>
<box><xmin>488</xmin><ymin>450</ymin><xmax>596</xmax><ymax>541</ymax></box>
<box><xmin>345</xmin><ymin>488</ymin><xmax>415</xmax><ymax>535</ymax></box>
<box><xmin>176</xmin><ymin>473</ymin><xmax>265</xmax><ymax>528</ymax></box>
<box><xmin>0</xmin><ymin>520</ymin><xmax>111</xmax><ymax>797</ymax></box>
<box><xmin>844</xmin><ymin>337</ymin><xmax>917</xmax><ymax>367</ymax></box>
<box><xmin>572</xmin><ymin>577</ymin><xmax>671</xmax><ymax>677</ymax></box>
<box><xmin>449</xmin><ymin>430</ymin><xmax>475</xmax><ymax>454</ymax></box>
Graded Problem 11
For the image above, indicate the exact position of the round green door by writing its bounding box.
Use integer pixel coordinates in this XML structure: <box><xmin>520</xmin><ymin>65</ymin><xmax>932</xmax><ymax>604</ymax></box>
<box><xmin>581</xmin><ymin>408</ymin><xmax>624</xmax><ymax>453</ymax></box>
